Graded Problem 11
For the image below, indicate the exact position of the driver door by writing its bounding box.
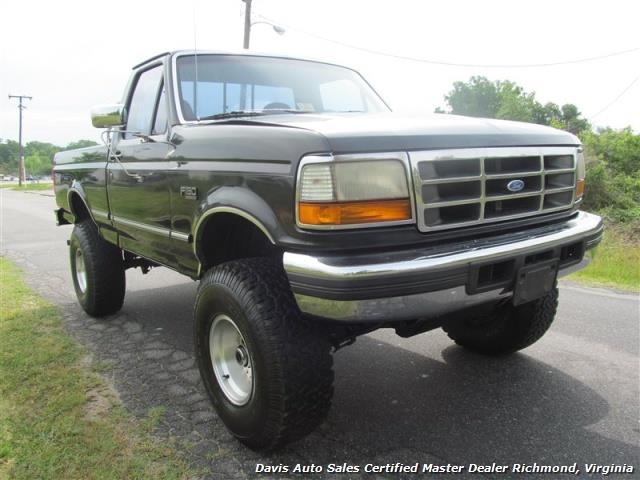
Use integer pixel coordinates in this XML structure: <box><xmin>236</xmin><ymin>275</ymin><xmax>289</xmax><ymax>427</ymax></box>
<box><xmin>107</xmin><ymin>64</ymin><xmax>176</xmax><ymax>266</ymax></box>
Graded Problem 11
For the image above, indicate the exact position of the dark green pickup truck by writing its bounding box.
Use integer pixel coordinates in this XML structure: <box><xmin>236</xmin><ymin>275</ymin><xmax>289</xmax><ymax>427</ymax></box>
<box><xmin>53</xmin><ymin>51</ymin><xmax>603</xmax><ymax>451</ymax></box>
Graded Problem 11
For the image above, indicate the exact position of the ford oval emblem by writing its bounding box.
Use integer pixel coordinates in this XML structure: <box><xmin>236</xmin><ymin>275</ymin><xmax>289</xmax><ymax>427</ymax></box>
<box><xmin>507</xmin><ymin>179</ymin><xmax>525</xmax><ymax>192</ymax></box>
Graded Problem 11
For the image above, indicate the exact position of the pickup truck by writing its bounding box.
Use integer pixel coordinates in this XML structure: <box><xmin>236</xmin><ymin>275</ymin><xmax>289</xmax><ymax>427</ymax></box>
<box><xmin>53</xmin><ymin>50</ymin><xmax>603</xmax><ymax>451</ymax></box>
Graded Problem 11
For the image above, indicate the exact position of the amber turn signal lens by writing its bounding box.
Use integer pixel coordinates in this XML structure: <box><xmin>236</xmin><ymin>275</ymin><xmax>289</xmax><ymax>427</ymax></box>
<box><xmin>299</xmin><ymin>199</ymin><xmax>411</xmax><ymax>226</ymax></box>
<box><xmin>575</xmin><ymin>179</ymin><xmax>585</xmax><ymax>199</ymax></box>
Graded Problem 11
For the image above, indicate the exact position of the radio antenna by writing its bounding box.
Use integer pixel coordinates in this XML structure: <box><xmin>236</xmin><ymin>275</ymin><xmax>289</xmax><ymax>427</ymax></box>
<box><xmin>192</xmin><ymin>0</ymin><xmax>199</xmax><ymax>120</ymax></box>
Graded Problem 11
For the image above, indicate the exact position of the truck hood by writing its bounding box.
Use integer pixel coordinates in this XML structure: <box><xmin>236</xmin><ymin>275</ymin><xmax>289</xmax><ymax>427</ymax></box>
<box><xmin>241</xmin><ymin>112</ymin><xmax>579</xmax><ymax>153</ymax></box>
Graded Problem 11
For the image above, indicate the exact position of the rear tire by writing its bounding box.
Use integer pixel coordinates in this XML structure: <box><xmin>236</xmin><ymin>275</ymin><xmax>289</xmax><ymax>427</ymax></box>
<box><xmin>194</xmin><ymin>258</ymin><xmax>334</xmax><ymax>451</ymax></box>
<box><xmin>69</xmin><ymin>220</ymin><xmax>125</xmax><ymax>317</ymax></box>
<box><xmin>443</xmin><ymin>287</ymin><xmax>559</xmax><ymax>355</ymax></box>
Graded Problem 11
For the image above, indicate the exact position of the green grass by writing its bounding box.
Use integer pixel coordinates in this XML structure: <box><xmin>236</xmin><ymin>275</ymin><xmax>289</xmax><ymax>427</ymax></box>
<box><xmin>0</xmin><ymin>257</ymin><xmax>195</xmax><ymax>479</ymax></box>
<box><xmin>569</xmin><ymin>227</ymin><xmax>640</xmax><ymax>292</ymax></box>
<box><xmin>0</xmin><ymin>182</ymin><xmax>53</xmax><ymax>191</ymax></box>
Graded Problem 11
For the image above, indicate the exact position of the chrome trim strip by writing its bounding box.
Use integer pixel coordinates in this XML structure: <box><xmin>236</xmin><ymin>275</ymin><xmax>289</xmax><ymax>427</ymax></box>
<box><xmin>92</xmin><ymin>209</ymin><xmax>110</xmax><ymax>220</ymax></box>
<box><xmin>409</xmin><ymin>146</ymin><xmax>578</xmax><ymax>232</ymax></box>
<box><xmin>294</xmin><ymin>286</ymin><xmax>510</xmax><ymax>322</ymax></box>
<box><xmin>112</xmin><ymin>216</ymin><xmax>172</xmax><ymax>238</ymax></box>
<box><xmin>171</xmin><ymin>231</ymin><xmax>191</xmax><ymax>242</ymax></box>
<box><xmin>283</xmin><ymin>211</ymin><xmax>602</xmax><ymax>283</ymax></box>
<box><xmin>294</xmin><ymin>152</ymin><xmax>416</xmax><ymax>231</ymax></box>
<box><xmin>81</xmin><ymin>208</ymin><xmax>190</xmax><ymax>242</ymax></box>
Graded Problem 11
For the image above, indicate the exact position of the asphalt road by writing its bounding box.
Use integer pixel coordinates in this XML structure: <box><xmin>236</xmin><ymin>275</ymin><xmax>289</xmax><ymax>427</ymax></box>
<box><xmin>1</xmin><ymin>189</ymin><xmax>639</xmax><ymax>479</ymax></box>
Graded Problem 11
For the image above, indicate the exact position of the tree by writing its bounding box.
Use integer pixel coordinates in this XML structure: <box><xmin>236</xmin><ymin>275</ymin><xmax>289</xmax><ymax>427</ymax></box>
<box><xmin>437</xmin><ymin>77</ymin><xmax>590</xmax><ymax>134</ymax></box>
<box><xmin>559</xmin><ymin>104</ymin><xmax>591</xmax><ymax>135</ymax></box>
<box><xmin>0</xmin><ymin>139</ymin><xmax>98</xmax><ymax>175</ymax></box>
<box><xmin>24</xmin><ymin>154</ymin><xmax>52</xmax><ymax>176</ymax></box>
<box><xmin>443</xmin><ymin>76</ymin><xmax>500</xmax><ymax>118</ymax></box>
<box><xmin>495</xmin><ymin>81</ymin><xmax>538</xmax><ymax>122</ymax></box>
<box><xmin>65</xmin><ymin>140</ymin><xmax>98</xmax><ymax>150</ymax></box>
<box><xmin>0</xmin><ymin>141</ymin><xmax>20</xmax><ymax>174</ymax></box>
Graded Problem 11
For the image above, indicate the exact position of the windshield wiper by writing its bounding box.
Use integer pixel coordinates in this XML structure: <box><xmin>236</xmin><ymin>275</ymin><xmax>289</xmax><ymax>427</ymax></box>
<box><xmin>199</xmin><ymin>111</ymin><xmax>269</xmax><ymax>121</ymax></box>
<box><xmin>261</xmin><ymin>109</ymin><xmax>313</xmax><ymax>114</ymax></box>
<box><xmin>199</xmin><ymin>109</ymin><xmax>314</xmax><ymax>121</ymax></box>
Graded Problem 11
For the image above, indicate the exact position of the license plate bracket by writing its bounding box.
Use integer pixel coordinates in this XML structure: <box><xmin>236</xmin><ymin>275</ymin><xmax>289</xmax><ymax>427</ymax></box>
<box><xmin>513</xmin><ymin>259</ymin><xmax>559</xmax><ymax>306</ymax></box>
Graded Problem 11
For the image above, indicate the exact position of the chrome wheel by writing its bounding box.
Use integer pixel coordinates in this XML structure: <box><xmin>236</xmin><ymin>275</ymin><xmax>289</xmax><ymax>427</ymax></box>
<box><xmin>209</xmin><ymin>314</ymin><xmax>253</xmax><ymax>406</ymax></box>
<box><xmin>75</xmin><ymin>248</ymin><xmax>87</xmax><ymax>294</ymax></box>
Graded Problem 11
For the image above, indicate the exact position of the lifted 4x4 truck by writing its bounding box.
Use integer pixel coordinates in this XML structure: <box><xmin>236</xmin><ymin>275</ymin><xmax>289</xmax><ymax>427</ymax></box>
<box><xmin>53</xmin><ymin>51</ymin><xmax>603</xmax><ymax>451</ymax></box>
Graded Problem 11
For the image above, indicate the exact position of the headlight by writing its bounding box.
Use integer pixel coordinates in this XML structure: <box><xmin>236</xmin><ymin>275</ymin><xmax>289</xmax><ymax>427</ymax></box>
<box><xmin>297</xmin><ymin>155</ymin><xmax>413</xmax><ymax>229</ymax></box>
<box><xmin>575</xmin><ymin>148</ymin><xmax>585</xmax><ymax>200</ymax></box>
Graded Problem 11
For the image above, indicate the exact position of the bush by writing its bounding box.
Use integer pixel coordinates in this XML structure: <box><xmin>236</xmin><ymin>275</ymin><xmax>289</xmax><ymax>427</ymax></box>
<box><xmin>580</xmin><ymin>128</ymin><xmax>640</xmax><ymax>224</ymax></box>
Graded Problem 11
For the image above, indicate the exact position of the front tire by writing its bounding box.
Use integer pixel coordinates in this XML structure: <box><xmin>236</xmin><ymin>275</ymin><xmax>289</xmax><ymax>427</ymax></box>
<box><xmin>69</xmin><ymin>220</ymin><xmax>125</xmax><ymax>317</ymax></box>
<box><xmin>443</xmin><ymin>287</ymin><xmax>559</xmax><ymax>355</ymax></box>
<box><xmin>194</xmin><ymin>258</ymin><xmax>334</xmax><ymax>451</ymax></box>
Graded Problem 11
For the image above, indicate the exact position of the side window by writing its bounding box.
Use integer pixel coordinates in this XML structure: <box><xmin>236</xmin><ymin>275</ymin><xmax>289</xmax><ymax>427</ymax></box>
<box><xmin>319</xmin><ymin>79</ymin><xmax>364</xmax><ymax>112</ymax></box>
<box><xmin>126</xmin><ymin>66</ymin><xmax>163</xmax><ymax>139</ymax></box>
<box><xmin>152</xmin><ymin>85</ymin><xmax>167</xmax><ymax>135</ymax></box>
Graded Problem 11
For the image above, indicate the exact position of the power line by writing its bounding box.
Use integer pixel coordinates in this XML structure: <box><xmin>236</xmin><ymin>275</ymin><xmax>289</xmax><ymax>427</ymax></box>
<box><xmin>590</xmin><ymin>72</ymin><xmax>640</xmax><ymax>120</ymax></box>
<box><xmin>258</xmin><ymin>15</ymin><xmax>640</xmax><ymax>69</ymax></box>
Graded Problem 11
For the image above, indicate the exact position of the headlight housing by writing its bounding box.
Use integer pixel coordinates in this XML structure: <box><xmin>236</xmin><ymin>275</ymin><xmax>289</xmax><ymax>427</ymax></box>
<box><xmin>575</xmin><ymin>148</ymin><xmax>586</xmax><ymax>200</ymax></box>
<box><xmin>296</xmin><ymin>154</ymin><xmax>414</xmax><ymax>229</ymax></box>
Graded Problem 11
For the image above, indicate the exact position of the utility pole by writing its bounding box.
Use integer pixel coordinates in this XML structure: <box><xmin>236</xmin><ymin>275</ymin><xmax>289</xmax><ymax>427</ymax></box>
<box><xmin>8</xmin><ymin>94</ymin><xmax>32</xmax><ymax>187</ymax></box>
<box><xmin>242</xmin><ymin>0</ymin><xmax>252</xmax><ymax>49</ymax></box>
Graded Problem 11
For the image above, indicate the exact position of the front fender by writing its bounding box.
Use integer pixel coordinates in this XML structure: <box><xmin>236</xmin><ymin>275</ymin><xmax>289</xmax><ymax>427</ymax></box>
<box><xmin>192</xmin><ymin>186</ymin><xmax>283</xmax><ymax>260</ymax></box>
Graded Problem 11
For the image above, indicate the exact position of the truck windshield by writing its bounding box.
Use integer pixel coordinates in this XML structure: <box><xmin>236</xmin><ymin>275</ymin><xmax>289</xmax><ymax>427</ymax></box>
<box><xmin>175</xmin><ymin>54</ymin><xmax>389</xmax><ymax>121</ymax></box>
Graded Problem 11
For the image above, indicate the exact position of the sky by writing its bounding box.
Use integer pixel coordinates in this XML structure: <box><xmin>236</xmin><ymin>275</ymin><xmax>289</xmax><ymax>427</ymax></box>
<box><xmin>1</xmin><ymin>0</ymin><xmax>639</xmax><ymax>146</ymax></box>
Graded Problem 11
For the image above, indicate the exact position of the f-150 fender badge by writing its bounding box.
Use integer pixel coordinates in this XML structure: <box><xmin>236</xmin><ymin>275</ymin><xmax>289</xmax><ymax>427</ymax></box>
<box><xmin>180</xmin><ymin>186</ymin><xmax>198</xmax><ymax>200</ymax></box>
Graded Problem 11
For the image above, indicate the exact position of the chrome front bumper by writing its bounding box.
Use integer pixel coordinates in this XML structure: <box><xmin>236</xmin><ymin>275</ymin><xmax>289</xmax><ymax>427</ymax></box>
<box><xmin>283</xmin><ymin>211</ymin><xmax>603</xmax><ymax>322</ymax></box>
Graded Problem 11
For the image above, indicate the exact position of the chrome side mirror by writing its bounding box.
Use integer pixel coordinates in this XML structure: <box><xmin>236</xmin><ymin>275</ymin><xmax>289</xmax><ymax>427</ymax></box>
<box><xmin>91</xmin><ymin>104</ymin><xmax>126</xmax><ymax>128</ymax></box>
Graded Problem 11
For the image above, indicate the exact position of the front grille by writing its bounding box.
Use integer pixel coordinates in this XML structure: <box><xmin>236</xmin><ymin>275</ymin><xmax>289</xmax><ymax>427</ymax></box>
<box><xmin>410</xmin><ymin>147</ymin><xmax>577</xmax><ymax>232</ymax></box>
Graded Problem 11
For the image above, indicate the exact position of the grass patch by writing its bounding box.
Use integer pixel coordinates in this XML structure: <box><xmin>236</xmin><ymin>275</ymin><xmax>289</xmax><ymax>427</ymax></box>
<box><xmin>0</xmin><ymin>257</ymin><xmax>194</xmax><ymax>479</ymax></box>
<box><xmin>569</xmin><ymin>226</ymin><xmax>640</xmax><ymax>292</ymax></box>
<box><xmin>0</xmin><ymin>183</ymin><xmax>53</xmax><ymax>191</ymax></box>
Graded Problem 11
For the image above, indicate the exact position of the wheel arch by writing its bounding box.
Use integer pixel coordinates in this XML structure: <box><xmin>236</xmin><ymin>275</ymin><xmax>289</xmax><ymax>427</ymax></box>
<box><xmin>193</xmin><ymin>207</ymin><xmax>280</xmax><ymax>276</ymax></box>
<box><xmin>67</xmin><ymin>186</ymin><xmax>97</xmax><ymax>225</ymax></box>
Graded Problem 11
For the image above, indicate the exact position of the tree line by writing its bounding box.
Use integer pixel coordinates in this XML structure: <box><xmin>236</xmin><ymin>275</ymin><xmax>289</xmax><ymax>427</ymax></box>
<box><xmin>0</xmin><ymin>139</ymin><xmax>98</xmax><ymax>177</ymax></box>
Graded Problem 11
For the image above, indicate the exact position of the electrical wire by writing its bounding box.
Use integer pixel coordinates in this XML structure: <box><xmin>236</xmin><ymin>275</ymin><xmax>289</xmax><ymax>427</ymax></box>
<box><xmin>258</xmin><ymin>14</ymin><xmax>640</xmax><ymax>69</ymax></box>
<box><xmin>590</xmin><ymin>72</ymin><xmax>640</xmax><ymax>119</ymax></box>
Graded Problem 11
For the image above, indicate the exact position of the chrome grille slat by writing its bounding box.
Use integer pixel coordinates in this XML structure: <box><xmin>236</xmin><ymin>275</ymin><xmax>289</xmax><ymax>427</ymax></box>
<box><xmin>542</xmin><ymin>168</ymin><xmax>575</xmax><ymax>174</ymax></box>
<box><xmin>545</xmin><ymin>186</ymin><xmax>575</xmax><ymax>194</ymax></box>
<box><xmin>421</xmin><ymin>176</ymin><xmax>480</xmax><ymax>185</ymax></box>
<box><xmin>426</xmin><ymin>197</ymin><xmax>483</xmax><ymax>208</ymax></box>
<box><xmin>409</xmin><ymin>147</ymin><xmax>577</xmax><ymax>232</ymax></box>
<box><xmin>484</xmin><ymin>191</ymin><xmax>543</xmax><ymax>202</ymax></box>
<box><xmin>484</xmin><ymin>171</ymin><xmax>542</xmax><ymax>180</ymax></box>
